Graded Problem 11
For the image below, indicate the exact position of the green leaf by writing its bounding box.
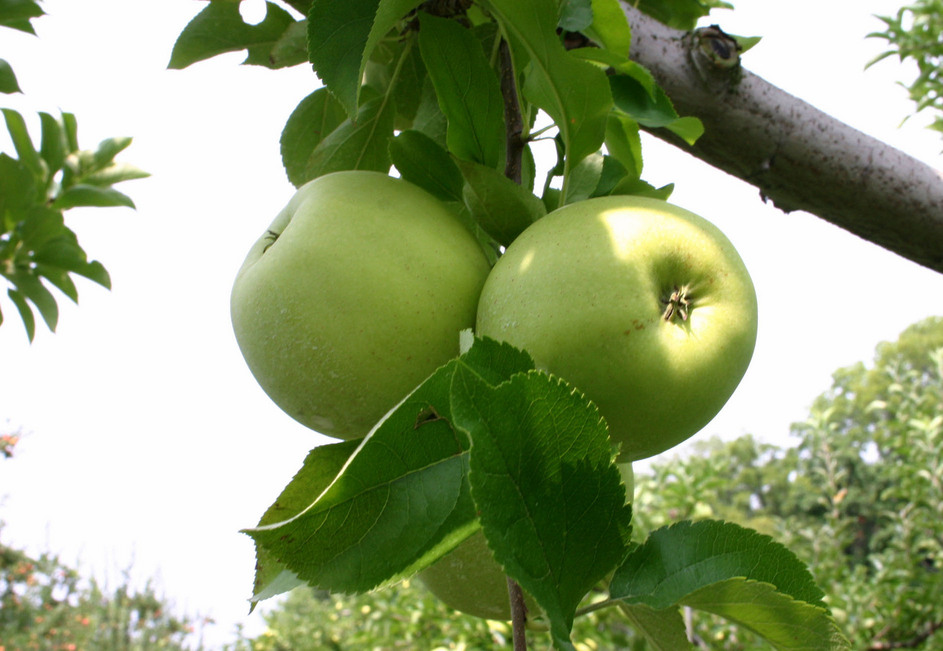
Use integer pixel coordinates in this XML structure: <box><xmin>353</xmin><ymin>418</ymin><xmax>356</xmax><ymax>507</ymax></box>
<box><xmin>0</xmin><ymin>58</ymin><xmax>20</xmax><ymax>93</ymax></box>
<box><xmin>245</xmin><ymin>337</ymin><xmax>536</xmax><ymax>597</ymax></box>
<box><xmin>609</xmin><ymin>521</ymin><xmax>851</xmax><ymax>648</ymax></box>
<box><xmin>456</xmin><ymin>158</ymin><xmax>545</xmax><ymax>246</ymax></box>
<box><xmin>604</xmin><ymin>111</ymin><xmax>642</xmax><ymax>179</ymax></box>
<box><xmin>479</xmin><ymin>0</ymin><xmax>611</xmax><ymax>199</ymax></box>
<box><xmin>279</xmin><ymin>87</ymin><xmax>348</xmax><ymax>187</ymax></box>
<box><xmin>618</xmin><ymin>604</ymin><xmax>692</xmax><ymax>650</ymax></box>
<box><xmin>683</xmin><ymin>578</ymin><xmax>851</xmax><ymax>650</ymax></box>
<box><xmin>6</xmin><ymin>289</ymin><xmax>35</xmax><ymax>341</ymax></box>
<box><xmin>10</xmin><ymin>271</ymin><xmax>58</xmax><ymax>332</ymax></box>
<box><xmin>90</xmin><ymin>136</ymin><xmax>133</xmax><ymax>169</ymax></box>
<box><xmin>389</xmin><ymin>130</ymin><xmax>464</xmax><ymax>202</ymax></box>
<box><xmin>610</xmin><ymin>74</ymin><xmax>703</xmax><ymax>145</ymax></box>
<box><xmin>306</xmin><ymin>0</ymin><xmax>424</xmax><ymax>116</ymax></box>
<box><xmin>17</xmin><ymin>205</ymin><xmax>66</xmax><ymax>250</ymax></box>
<box><xmin>167</xmin><ymin>0</ymin><xmax>297</xmax><ymax>69</ymax></box>
<box><xmin>300</xmin><ymin>93</ymin><xmax>396</xmax><ymax>181</ymax></box>
<box><xmin>38</xmin><ymin>112</ymin><xmax>66</xmax><ymax>175</ymax></box>
<box><xmin>411</xmin><ymin>76</ymin><xmax>449</xmax><ymax>148</ymax></box>
<box><xmin>450</xmin><ymin>368</ymin><xmax>632</xmax><ymax>651</ymax></box>
<box><xmin>249</xmin><ymin>439</ymin><xmax>360</xmax><ymax>607</ymax></box>
<box><xmin>0</xmin><ymin>152</ymin><xmax>36</xmax><ymax>215</ymax></box>
<box><xmin>610</xmin><ymin>520</ymin><xmax>827</xmax><ymax>610</ymax></box>
<box><xmin>268</xmin><ymin>19</ymin><xmax>309</xmax><ymax>68</ymax></box>
<box><xmin>2</xmin><ymin>108</ymin><xmax>44</xmax><ymax>182</ymax></box>
<box><xmin>81</xmin><ymin>163</ymin><xmax>150</xmax><ymax>187</ymax></box>
<box><xmin>52</xmin><ymin>185</ymin><xmax>135</xmax><ymax>210</ymax></box>
<box><xmin>0</xmin><ymin>0</ymin><xmax>44</xmax><ymax>34</ymax></box>
<box><xmin>585</xmin><ymin>0</ymin><xmax>631</xmax><ymax>55</ymax></box>
<box><xmin>34</xmin><ymin>264</ymin><xmax>78</xmax><ymax>303</ymax></box>
<box><xmin>558</xmin><ymin>0</ymin><xmax>593</xmax><ymax>32</ymax></box>
<box><xmin>417</xmin><ymin>12</ymin><xmax>505</xmax><ymax>169</ymax></box>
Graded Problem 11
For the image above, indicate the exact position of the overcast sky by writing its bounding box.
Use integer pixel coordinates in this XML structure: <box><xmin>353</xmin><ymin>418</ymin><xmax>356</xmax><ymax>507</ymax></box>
<box><xmin>1</xmin><ymin>0</ymin><xmax>942</xmax><ymax>646</ymax></box>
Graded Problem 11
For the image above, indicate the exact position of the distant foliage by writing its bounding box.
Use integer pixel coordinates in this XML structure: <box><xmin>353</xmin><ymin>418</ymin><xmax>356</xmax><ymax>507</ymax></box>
<box><xmin>233</xmin><ymin>579</ymin><xmax>639</xmax><ymax>651</ymax></box>
<box><xmin>869</xmin><ymin>1</ymin><xmax>943</xmax><ymax>138</ymax></box>
<box><xmin>0</xmin><ymin>435</ymin><xmax>208</xmax><ymax>651</ymax></box>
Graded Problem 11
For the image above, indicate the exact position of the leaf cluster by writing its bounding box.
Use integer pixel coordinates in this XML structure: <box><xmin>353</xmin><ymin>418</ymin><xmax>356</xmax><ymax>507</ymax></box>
<box><xmin>241</xmin><ymin>336</ymin><xmax>846</xmax><ymax>650</ymax></box>
<box><xmin>168</xmin><ymin>0</ymin><xmax>710</xmax><ymax>256</ymax></box>
<box><xmin>0</xmin><ymin>110</ymin><xmax>148</xmax><ymax>340</ymax></box>
<box><xmin>0</xmin><ymin>0</ymin><xmax>147</xmax><ymax>340</ymax></box>
<box><xmin>868</xmin><ymin>0</ymin><xmax>943</xmax><ymax>139</ymax></box>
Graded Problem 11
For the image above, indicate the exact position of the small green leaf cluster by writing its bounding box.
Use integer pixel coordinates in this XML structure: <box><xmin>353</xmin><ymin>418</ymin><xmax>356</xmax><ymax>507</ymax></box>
<box><xmin>1</xmin><ymin>1</ymin><xmax>147</xmax><ymax>340</ymax></box>
<box><xmin>868</xmin><ymin>0</ymin><xmax>943</xmax><ymax>139</ymax></box>
<box><xmin>169</xmin><ymin>0</ymin><xmax>708</xmax><ymax>254</ymax></box>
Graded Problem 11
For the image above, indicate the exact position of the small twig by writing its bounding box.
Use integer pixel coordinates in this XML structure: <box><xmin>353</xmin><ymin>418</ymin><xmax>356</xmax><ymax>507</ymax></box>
<box><xmin>866</xmin><ymin>620</ymin><xmax>943</xmax><ymax>649</ymax></box>
<box><xmin>507</xmin><ymin>576</ymin><xmax>529</xmax><ymax>650</ymax></box>
<box><xmin>498</xmin><ymin>38</ymin><xmax>525</xmax><ymax>185</ymax></box>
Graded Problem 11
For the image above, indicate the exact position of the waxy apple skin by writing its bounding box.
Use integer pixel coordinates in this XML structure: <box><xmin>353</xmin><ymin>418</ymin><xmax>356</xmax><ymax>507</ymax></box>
<box><xmin>476</xmin><ymin>195</ymin><xmax>758</xmax><ymax>461</ymax></box>
<box><xmin>231</xmin><ymin>171</ymin><xmax>492</xmax><ymax>439</ymax></box>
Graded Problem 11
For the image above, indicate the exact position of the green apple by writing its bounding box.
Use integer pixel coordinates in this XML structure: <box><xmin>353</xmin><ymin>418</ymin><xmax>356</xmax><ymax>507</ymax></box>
<box><xmin>418</xmin><ymin>530</ymin><xmax>540</xmax><ymax>622</ymax></box>
<box><xmin>476</xmin><ymin>195</ymin><xmax>757</xmax><ymax>461</ymax></box>
<box><xmin>230</xmin><ymin>171</ymin><xmax>491</xmax><ymax>439</ymax></box>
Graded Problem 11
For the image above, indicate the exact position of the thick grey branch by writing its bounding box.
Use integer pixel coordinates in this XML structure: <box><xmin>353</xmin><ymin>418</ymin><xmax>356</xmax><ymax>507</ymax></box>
<box><xmin>621</xmin><ymin>2</ymin><xmax>943</xmax><ymax>274</ymax></box>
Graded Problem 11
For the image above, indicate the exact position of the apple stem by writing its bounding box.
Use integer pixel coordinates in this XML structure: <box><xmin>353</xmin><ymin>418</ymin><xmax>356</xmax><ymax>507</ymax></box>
<box><xmin>662</xmin><ymin>284</ymin><xmax>692</xmax><ymax>322</ymax></box>
<box><xmin>507</xmin><ymin>576</ymin><xmax>529</xmax><ymax>650</ymax></box>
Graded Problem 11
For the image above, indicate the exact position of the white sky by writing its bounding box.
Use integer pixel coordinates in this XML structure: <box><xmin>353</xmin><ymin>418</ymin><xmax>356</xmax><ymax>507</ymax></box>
<box><xmin>1</xmin><ymin>0</ymin><xmax>942</xmax><ymax>647</ymax></box>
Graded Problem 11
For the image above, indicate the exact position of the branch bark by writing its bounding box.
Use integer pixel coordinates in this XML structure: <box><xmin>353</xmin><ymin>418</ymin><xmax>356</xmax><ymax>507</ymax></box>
<box><xmin>620</xmin><ymin>2</ymin><xmax>943</xmax><ymax>274</ymax></box>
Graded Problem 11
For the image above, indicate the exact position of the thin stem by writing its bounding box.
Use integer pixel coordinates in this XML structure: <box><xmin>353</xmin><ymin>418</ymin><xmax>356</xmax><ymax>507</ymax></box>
<box><xmin>507</xmin><ymin>577</ymin><xmax>528</xmax><ymax>651</ymax></box>
<box><xmin>498</xmin><ymin>38</ymin><xmax>525</xmax><ymax>186</ymax></box>
<box><xmin>575</xmin><ymin>596</ymin><xmax>620</xmax><ymax>618</ymax></box>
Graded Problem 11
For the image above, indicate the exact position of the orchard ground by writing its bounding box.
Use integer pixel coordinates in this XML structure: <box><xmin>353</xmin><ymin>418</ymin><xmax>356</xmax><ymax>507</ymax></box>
<box><xmin>1</xmin><ymin>0</ymin><xmax>942</xmax><ymax>646</ymax></box>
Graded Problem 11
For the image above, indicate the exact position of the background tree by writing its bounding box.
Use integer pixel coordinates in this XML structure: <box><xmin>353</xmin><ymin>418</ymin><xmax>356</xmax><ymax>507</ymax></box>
<box><xmin>868</xmin><ymin>0</ymin><xmax>943</xmax><ymax>139</ymax></box>
<box><xmin>0</xmin><ymin>434</ymin><xmax>211</xmax><ymax>651</ymax></box>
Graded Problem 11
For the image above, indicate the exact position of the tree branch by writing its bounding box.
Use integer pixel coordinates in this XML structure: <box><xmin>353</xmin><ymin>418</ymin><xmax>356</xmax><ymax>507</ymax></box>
<box><xmin>620</xmin><ymin>2</ymin><xmax>943</xmax><ymax>274</ymax></box>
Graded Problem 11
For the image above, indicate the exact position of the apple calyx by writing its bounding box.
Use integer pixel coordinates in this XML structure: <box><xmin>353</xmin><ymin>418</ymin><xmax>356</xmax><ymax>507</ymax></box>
<box><xmin>662</xmin><ymin>284</ymin><xmax>692</xmax><ymax>322</ymax></box>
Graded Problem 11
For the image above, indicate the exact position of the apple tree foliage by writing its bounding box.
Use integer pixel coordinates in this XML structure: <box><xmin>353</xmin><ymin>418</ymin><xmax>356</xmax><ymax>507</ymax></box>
<box><xmin>0</xmin><ymin>0</ymin><xmax>148</xmax><ymax>341</ymax></box>
<box><xmin>170</xmin><ymin>1</ymin><xmax>849</xmax><ymax>648</ymax></box>
<box><xmin>868</xmin><ymin>0</ymin><xmax>943</xmax><ymax>139</ymax></box>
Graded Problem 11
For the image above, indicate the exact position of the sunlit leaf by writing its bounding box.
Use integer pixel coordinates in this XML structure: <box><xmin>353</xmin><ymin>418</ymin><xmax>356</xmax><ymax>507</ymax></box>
<box><xmin>168</xmin><ymin>0</ymin><xmax>297</xmax><ymax>69</ymax></box>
